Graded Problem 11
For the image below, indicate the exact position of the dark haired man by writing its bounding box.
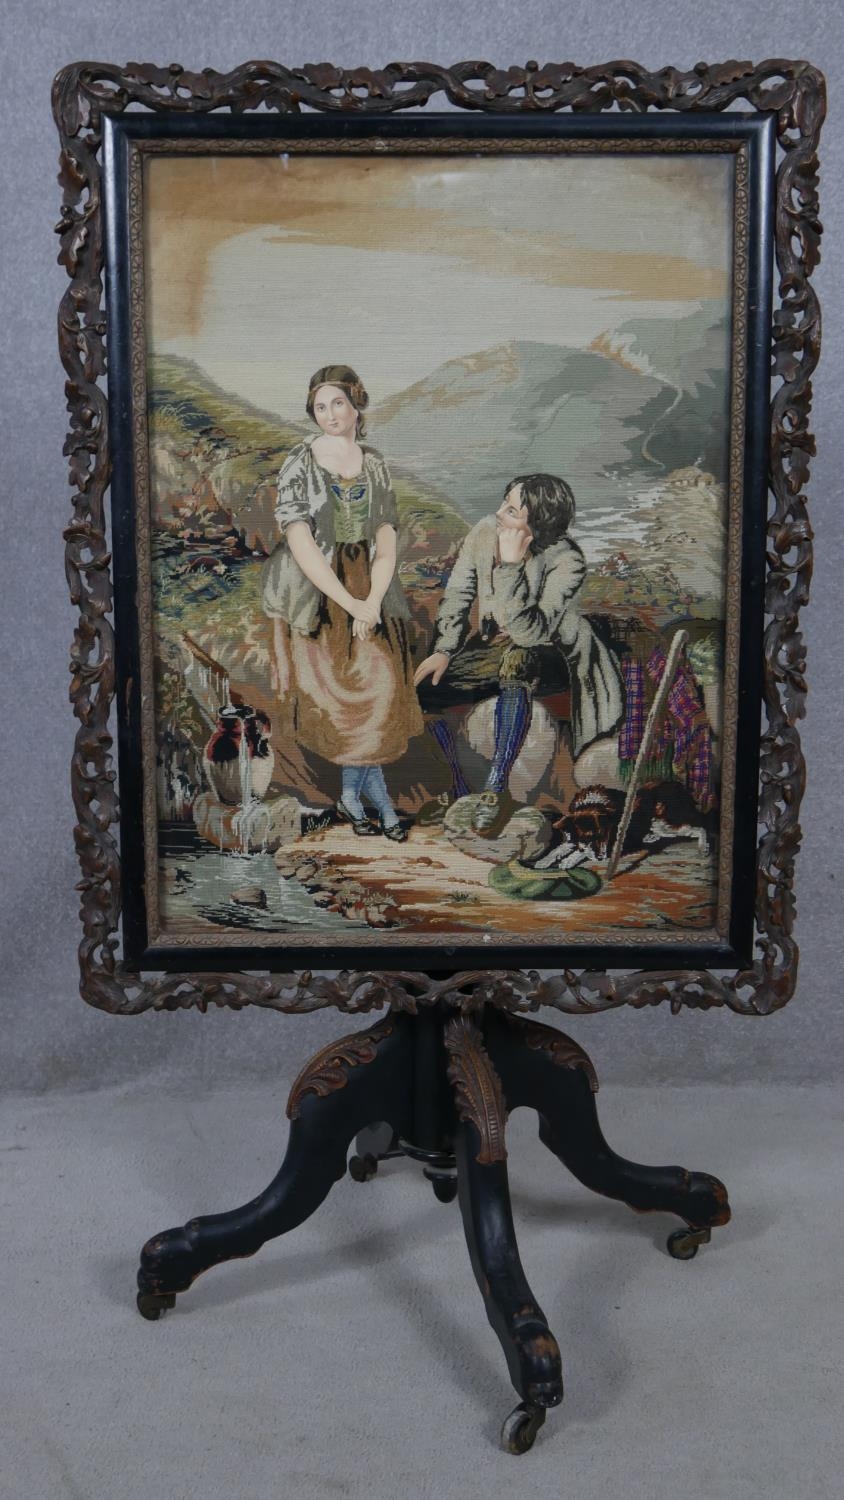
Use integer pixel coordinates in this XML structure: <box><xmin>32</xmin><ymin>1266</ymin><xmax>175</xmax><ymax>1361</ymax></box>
<box><xmin>413</xmin><ymin>473</ymin><xmax>624</xmax><ymax>813</ymax></box>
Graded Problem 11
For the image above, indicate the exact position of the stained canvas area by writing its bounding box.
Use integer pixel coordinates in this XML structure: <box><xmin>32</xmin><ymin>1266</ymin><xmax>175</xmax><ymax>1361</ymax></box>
<box><xmin>141</xmin><ymin>147</ymin><xmax>736</xmax><ymax>945</ymax></box>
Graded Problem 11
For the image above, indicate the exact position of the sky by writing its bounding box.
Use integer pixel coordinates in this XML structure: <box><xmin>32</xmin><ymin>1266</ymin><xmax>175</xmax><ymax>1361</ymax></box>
<box><xmin>143</xmin><ymin>147</ymin><xmax>734</xmax><ymax>416</ymax></box>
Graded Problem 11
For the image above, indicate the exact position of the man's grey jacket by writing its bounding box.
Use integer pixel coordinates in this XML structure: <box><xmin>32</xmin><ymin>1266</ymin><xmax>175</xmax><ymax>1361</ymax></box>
<box><xmin>431</xmin><ymin>516</ymin><xmax>624</xmax><ymax>755</ymax></box>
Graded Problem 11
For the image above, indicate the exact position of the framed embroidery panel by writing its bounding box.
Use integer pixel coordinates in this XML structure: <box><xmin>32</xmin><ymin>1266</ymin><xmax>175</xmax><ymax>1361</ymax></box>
<box><xmin>54</xmin><ymin>60</ymin><xmax>823</xmax><ymax>1016</ymax></box>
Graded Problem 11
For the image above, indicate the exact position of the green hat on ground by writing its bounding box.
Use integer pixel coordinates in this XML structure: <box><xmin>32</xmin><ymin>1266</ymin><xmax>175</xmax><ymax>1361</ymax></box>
<box><xmin>488</xmin><ymin>859</ymin><xmax>602</xmax><ymax>902</ymax></box>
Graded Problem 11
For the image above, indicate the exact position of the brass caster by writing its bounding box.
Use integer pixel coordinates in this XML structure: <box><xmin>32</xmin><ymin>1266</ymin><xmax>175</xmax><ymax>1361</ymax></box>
<box><xmin>136</xmin><ymin>1290</ymin><xmax>177</xmax><ymax>1320</ymax></box>
<box><xmin>501</xmin><ymin>1401</ymin><xmax>547</xmax><ymax>1454</ymax></box>
<box><xmin>348</xmin><ymin>1152</ymin><xmax>378</xmax><ymax>1183</ymax></box>
<box><xmin>667</xmin><ymin>1226</ymin><xmax>712</xmax><ymax>1260</ymax></box>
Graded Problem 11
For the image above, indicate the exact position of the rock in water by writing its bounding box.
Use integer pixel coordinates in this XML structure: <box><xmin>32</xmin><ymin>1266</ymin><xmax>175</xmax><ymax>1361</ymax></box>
<box><xmin>231</xmin><ymin>886</ymin><xmax>267</xmax><ymax>907</ymax></box>
<box><xmin>194</xmin><ymin>791</ymin><xmax>301</xmax><ymax>852</ymax></box>
<box><xmin>261</xmin><ymin>795</ymin><xmax>302</xmax><ymax>849</ymax></box>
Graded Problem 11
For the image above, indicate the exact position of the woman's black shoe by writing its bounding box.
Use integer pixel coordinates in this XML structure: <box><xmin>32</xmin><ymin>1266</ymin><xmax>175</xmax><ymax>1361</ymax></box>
<box><xmin>336</xmin><ymin>800</ymin><xmax>379</xmax><ymax>836</ymax></box>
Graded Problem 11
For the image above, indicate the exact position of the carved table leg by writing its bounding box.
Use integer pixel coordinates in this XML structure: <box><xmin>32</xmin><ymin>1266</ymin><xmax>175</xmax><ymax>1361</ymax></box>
<box><xmin>137</xmin><ymin>1014</ymin><xmax>413</xmax><ymax>1317</ymax></box>
<box><xmin>485</xmin><ymin>1012</ymin><xmax>731</xmax><ymax>1257</ymax></box>
<box><xmin>445</xmin><ymin>1017</ymin><xmax>563</xmax><ymax>1453</ymax></box>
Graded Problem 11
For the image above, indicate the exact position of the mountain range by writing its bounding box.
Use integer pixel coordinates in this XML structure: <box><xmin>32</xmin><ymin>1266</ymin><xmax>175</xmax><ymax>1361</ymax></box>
<box><xmin>371</xmin><ymin>304</ymin><xmax>731</xmax><ymax>522</ymax></box>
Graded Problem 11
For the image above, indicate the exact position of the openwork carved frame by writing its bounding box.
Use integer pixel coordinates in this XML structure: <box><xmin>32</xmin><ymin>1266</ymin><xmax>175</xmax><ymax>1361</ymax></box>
<box><xmin>54</xmin><ymin>58</ymin><xmax>824</xmax><ymax>1021</ymax></box>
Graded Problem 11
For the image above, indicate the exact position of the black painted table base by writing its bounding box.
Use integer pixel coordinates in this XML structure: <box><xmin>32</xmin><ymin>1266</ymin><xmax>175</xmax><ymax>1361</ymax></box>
<box><xmin>137</xmin><ymin>1004</ymin><xmax>730</xmax><ymax>1454</ymax></box>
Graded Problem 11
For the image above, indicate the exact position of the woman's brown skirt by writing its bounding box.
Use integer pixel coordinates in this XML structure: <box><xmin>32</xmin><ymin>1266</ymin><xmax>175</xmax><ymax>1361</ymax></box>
<box><xmin>274</xmin><ymin>542</ymin><xmax>423</xmax><ymax>766</ymax></box>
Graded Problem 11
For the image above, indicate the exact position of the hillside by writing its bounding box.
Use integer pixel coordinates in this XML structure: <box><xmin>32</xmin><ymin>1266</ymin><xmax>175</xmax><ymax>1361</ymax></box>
<box><xmin>148</xmin><ymin>353</ymin><xmax>467</xmax><ymax>568</ymax></box>
<box><xmin>147</xmin><ymin>354</ymin><xmax>307</xmax><ymax>540</ymax></box>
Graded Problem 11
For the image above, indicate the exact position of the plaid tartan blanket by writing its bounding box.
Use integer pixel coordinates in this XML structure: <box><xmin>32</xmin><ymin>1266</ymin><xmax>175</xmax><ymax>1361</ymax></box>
<box><xmin>618</xmin><ymin>647</ymin><xmax>715</xmax><ymax>812</ymax></box>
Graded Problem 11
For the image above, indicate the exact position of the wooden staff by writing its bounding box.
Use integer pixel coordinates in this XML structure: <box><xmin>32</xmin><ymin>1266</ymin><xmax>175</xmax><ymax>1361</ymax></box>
<box><xmin>605</xmin><ymin>627</ymin><xmax>689</xmax><ymax>881</ymax></box>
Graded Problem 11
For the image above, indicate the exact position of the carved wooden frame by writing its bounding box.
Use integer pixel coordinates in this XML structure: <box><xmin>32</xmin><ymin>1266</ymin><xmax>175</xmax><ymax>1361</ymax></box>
<box><xmin>54</xmin><ymin>58</ymin><xmax>824</xmax><ymax>1020</ymax></box>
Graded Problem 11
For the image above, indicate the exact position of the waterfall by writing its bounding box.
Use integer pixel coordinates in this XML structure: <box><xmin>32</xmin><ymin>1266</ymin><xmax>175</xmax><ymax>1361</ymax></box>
<box><xmin>229</xmin><ymin>728</ymin><xmax>251</xmax><ymax>853</ymax></box>
<box><xmin>231</xmin><ymin>798</ymin><xmax>272</xmax><ymax>855</ymax></box>
<box><xmin>170</xmin><ymin>772</ymin><xmax>187</xmax><ymax>820</ymax></box>
<box><xmin>237</xmin><ymin>726</ymin><xmax>252</xmax><ymax>807</ymax></box>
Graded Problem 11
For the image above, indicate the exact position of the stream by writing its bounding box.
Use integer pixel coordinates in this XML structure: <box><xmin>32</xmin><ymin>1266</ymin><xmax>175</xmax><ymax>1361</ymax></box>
<box><xmin>158</xmin><ymin>823</ymin><xmax>365</xmax><ymax>934</ymax></box>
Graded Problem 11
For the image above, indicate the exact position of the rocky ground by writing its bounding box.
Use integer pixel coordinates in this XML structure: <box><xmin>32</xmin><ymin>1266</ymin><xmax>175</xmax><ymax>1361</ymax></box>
<box><xmin>271</xmin><ymin>823</ymin><xmax>720</xmax><ymax>941</ymax></box>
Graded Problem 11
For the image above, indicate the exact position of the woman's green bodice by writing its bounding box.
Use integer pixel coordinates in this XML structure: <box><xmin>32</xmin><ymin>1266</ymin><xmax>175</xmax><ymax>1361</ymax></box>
<box><xmin>330</xmin><ymin>476</ymin><xmax>369</xmax><ymax>544</ymax></box>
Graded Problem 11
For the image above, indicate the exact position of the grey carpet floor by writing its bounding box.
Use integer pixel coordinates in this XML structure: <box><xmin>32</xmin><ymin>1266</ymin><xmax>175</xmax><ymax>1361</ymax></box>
<box><xmin>2</xmin><ymin>1080</ymin><xmax>841</xmax><ymax>1499</ymax></box>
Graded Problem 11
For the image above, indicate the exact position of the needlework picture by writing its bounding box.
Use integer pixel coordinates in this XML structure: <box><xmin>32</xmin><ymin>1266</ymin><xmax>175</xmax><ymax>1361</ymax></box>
<box><xmin>135</xmin><ymin>139</ymin><xmax>747</xmax><ymax>950</ymax></box>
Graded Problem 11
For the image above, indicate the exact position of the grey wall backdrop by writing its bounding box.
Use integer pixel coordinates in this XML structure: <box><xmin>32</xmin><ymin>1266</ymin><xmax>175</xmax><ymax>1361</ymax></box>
<box><xmin>1</xmin><ymin>0</ymin><xmax>840</xmax><ymax>1092</ymax></box>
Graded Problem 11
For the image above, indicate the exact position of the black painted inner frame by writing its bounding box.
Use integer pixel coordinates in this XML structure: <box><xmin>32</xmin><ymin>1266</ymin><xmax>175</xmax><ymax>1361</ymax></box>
<box><xmin>102</xmin><ymin>107</ymin><xmax>775</xmax><ymax>975</ymax></box>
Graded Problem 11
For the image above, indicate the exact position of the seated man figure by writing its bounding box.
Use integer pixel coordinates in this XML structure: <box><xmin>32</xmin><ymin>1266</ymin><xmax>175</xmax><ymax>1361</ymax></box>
<box><xmin>413</xmin><ymin>472</ymin><xmax>624</xmax><ymax>819</ymax></box>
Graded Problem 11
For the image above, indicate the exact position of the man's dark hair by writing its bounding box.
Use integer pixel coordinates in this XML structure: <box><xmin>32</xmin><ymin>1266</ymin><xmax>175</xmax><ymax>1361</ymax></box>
<box><xmin>504</xmin><ymin>473</ymin><xmax>576</xmax><ymax>551</ymax></box>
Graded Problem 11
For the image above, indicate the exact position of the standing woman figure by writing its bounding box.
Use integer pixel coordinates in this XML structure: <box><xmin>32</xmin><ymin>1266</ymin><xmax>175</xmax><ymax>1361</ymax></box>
<box><xmin>262</xmin><ymin>364</ymin><xmax>422</xmax><ymax>840</ymax></box>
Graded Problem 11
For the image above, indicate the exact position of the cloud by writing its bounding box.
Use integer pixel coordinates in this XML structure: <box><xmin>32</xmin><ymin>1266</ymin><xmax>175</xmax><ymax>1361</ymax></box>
<box><xmin>145</xmin><ymin>150</ymin><xmax>733</xmax><ymax>347</ymax></box>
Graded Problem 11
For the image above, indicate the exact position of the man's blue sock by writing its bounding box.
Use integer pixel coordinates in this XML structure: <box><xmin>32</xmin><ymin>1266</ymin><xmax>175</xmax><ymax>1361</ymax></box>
<box><xmin>485</xmin><ymin>685</ymin><xmax>532</xmax><ymax>793</ymax></box>
<box><xmin>426</xmin><ymin>717</ymin><xmax>471</xmax><ymax>799</ymax></box>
